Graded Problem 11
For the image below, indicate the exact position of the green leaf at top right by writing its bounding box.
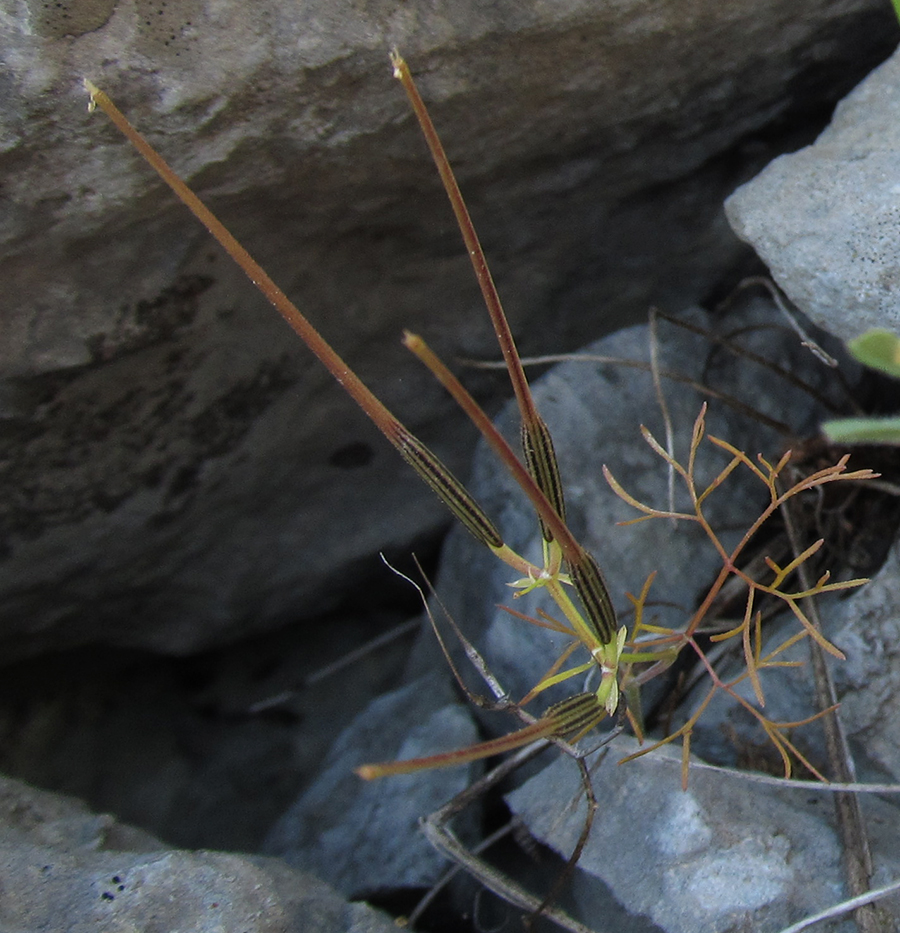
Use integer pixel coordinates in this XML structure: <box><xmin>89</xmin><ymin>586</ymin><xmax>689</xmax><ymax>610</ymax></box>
<box><xmin>822</xmin><ymin>328</ymin><xmax>900</xmax><ymax>444</ymax></box>
<box><xmin>847</xmin><ymin>329</ymin><xmax>900</xmax><ymax>378</ymax></box>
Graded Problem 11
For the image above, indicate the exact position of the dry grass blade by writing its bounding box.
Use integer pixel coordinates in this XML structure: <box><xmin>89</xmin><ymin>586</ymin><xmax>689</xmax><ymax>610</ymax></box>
<box><xmin>733</xmin><ymin>276</ymin><xmax>839</xmax><ymax>369</ymax></box>
<box><xmin>656</xmin><ymin>307</ymin><xmax>845</xmax><ymax>413</ymax></box>
<box><xmin>774</xmin><ymin>878</ymin><xmax>900</xmax><ymax>933</ymax></box>
<box><xmin>649</xmin><ymin>308</ymin><xmax>677</xmax><ymax>516</ymax></box>
<box><xmin>420</xmin><ymin>745</ymin><xmax>607</xmax><ymax>933</ymax></box>
<box><xmin>778</xmin><ymin>484</ymin><xmax>889</xmax><ymax>933</ymax></box>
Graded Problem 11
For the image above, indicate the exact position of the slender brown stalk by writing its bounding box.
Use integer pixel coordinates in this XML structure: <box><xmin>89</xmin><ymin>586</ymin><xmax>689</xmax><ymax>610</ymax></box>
<box><xmin>84</xmin><ymin>79</ymin><xmax>511</xmax><ymax>553</ymax></box>
<box><xmin>389</xmin><ymin>53</ymin><xmax>573</xmax><ymax>550</ymax></box>
<box><xmin>356</xmin><ymin>692</ymin><xmax>606</xmax><ymax>779</ymax></box>
<box><xmin>404</xmin><ymin>331</ymin><xmax>618</xmax><ymax>645</ymax></box>
<box><xmin>404</xmin><ymin>333</ymin><xmax>572</xmax><ymax>557</ymax></box>
<box><xmin>390</xmin><ymin>52</ymin><xmax>542</xmax><ymax>432</ymax></box>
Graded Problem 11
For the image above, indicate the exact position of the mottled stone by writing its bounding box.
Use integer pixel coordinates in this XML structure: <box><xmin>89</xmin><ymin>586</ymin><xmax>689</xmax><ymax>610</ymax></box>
<box><xmin>1</xmin><ymin>0</ymin><xmax>894</xmax><ymax>656</ymax></box>
<box><xmin>264</xmin><ymin>672</ymin><xmax>480</xmax><ymax>898</ymax></box>
<box><xmin>507</xmin><ymin>738</ymin><xmax>900</xmax><ymax>933</ymax></box>
<box><xmin>0</xmin><ymin>771</ymin><xmax>398</xmax><ymax>933</ymax></box>
<box><xmin>726</xmin><ymin>45</ymin><xmax>900</xmax><ymax>341</ymax></box>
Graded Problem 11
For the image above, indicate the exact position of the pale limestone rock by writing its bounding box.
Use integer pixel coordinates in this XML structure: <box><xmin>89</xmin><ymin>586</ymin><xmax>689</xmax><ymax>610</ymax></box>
<box><xmin>0</xmin><ymin>0</ymin><xmax>893</xmax><ymax>655</ymax></box>
<box><xmin>727</xmin><ymin>45</ymin><xmax>900</xmax><ymax>341</ymax></box>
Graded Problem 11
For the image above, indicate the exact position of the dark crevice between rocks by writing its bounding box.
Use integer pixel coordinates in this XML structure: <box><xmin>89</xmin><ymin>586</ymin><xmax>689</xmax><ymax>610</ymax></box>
<box><xmin>0</xmin><ymin>536</ymin><xmax>442</xmax><ymax>853</ymax></box>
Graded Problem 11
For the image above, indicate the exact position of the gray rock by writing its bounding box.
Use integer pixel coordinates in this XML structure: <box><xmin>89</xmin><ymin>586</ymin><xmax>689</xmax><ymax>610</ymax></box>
<box><xmin>726</xmin><ymin>45</ymin><xmax>900</xmax><ymax>342</ymax></box>
<box><xmin>506</xmin><ymin>736</ymin><xmax>900</xmax><ymax>933</ymax></box>
<box><xmin>264</xmin><ymin>672</ymin><xmax>481</xmax><ymax>898</ymax></box>
<box><xmin>0</xmin><ymin>771</ymin><xmax>398</xmax><ymax>933</ymax></box>
<box><xmin>668</xmin><ymin>604</ymin><xmax>825</xmax><ymax>770</ymax></box>
<box><xmin>428</xmin><ymin>292</ymin><xmax>900</xmax><ymax>927</ymax></box>
<box><xmin>1</xmin><ymin>0</ymin><xmax>895</xmax><ymax>657</ymax></box>
<box><xmin>830</xmin><ymin>541</ymin><xmax>900</xmax><ymax>780</ymax></box>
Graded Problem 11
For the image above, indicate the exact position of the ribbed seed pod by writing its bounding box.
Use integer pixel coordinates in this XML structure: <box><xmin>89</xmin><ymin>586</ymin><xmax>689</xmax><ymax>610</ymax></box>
<box><xmin>568</xmin><ymin>549</ymin><xmax>618</xmax><ymax>645</ymax></box>
<box><xmin>521</xmin><ymin>417</ymin><xmax>566</xmax><ymax>542</ymax></box>
<box><xmin>395</xmin><ymin>429</ymin><xmax>504</xmax><ymax>550</ymax></box>
<box><xmin>545</xmin><ymin>692</ymin><xmax>607</xmax><ymax>740</ymax></box>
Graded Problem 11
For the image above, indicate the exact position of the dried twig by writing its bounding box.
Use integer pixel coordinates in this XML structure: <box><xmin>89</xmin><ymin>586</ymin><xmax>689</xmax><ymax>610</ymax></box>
<box><xmin>648</xmin><ymin>756</ymin><xmax>900</xmax><ymax>793</ymax></box>
<box><xmin>421</xmin><ymin>744</ymin><xmax>605</xmax><ymax>933</ymax></box>
<box><xmin>649</xmin><ymin>309</ymin><xmax>677</xmax><ymax>517</ymax></box>
<box><xmin>779</xmin><ymin>484</ymin><xmax>889</xmax><ymax>933</ymax></box>
<box><xmin>775</xmin><ymin>878</ymin><xmax>900</xmax><ymax>933</ymax></box>
<box><xmin>407</xmin><ymin>819</ymin><xmax>517</xmax><ymax>926</ymax></box>
<box><xmin>737</xmin><ymin>276</ymin><xmax>839</xmax><ymax>368</ymax></box>
<box><xmin>460</xmin><ymin>351</ymin><xmax>795</xmax><ymax>436</ymax></box>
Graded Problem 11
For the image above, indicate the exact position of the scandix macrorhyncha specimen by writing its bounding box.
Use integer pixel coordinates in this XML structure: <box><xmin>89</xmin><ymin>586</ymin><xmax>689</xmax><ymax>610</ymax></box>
<box><xmin>84</xmin><ymin>50</ymin><xmax>879</xmax><ymax>904</ymax></box>
<box><xmin>83</xmin><ymin>52</ymin><xmax>875</xmax><ymax>781</ymax></box>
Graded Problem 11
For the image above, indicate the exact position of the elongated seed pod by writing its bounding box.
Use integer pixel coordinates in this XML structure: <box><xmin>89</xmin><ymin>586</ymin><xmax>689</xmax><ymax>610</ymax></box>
<box><xmin>83</xmin><ymin>79</ymin><xmax>506</xmax><ymax>558</ymax></box>
<box><xmin>568</xmin><ymin>550</ymin><xmax>618</xmax><ymax>645</ymax></box>
<box><xmin>521</xmin><ymin>417</ymin><xmax>566</xmax><ymax>541</ymax></box>
<box><xmin>394</xmin><ymin>429</ymin><xmax>504</xmax><ymax>550</ymax></box>
<box><xmin>545</xmin><ymin>691</ymin><xmax>607</xmax><ymax>740</ymax></box>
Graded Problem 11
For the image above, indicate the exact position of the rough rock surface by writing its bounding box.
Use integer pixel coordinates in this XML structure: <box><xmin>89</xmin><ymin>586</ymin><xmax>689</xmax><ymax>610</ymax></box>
<box><xmin>263</xmin><ymin>672</ymin><xmax>479</xmax><ymax>898</ymax></box>
<box><xmin>723</xmin><ymin>37</ymin><xmax>900</xmax><ymax>784</ymax></box>
<box><xmin>424</xmin><ymin>294</ymin><xmax>900</xmax><ymax>928</ymax></box>
<box><xmin>726</xmin><ymin>44</ymin><xmax>900</xmax><ymax>341</ymax></box>
<box><xmin>830</xmin><ymin>540</ymin><xmax>900</xmax><ymax>781</ymax></box>
<box><xmin>0</xmin><ymin>771</ymin><xmax>398</xmax><ymax>933</ymax></box>
<box><xmin>506</xmin><ymin>738</ymin><xmax>900</xmax><ymax>933</ymax></box>
<box><xmin>689</xmin><ymin>539</ymin><xmax>900</xmax><ymax>785</ymax></box>
<box><xmin>1</xmin><ymin>0</ymin><xmax>896</xmax><ymax>657</ymax></box>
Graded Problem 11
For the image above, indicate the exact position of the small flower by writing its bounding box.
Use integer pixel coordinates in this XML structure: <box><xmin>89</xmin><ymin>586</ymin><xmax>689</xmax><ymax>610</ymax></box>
<box><xmin>508</xmin><ymin>567</ymin><xmax>571</xmax><ymax>596</ymax></box>
<box><xmin>595</xmin><ymin>626</ymin><xmax>627</xmax><ymax>714</ymax></box>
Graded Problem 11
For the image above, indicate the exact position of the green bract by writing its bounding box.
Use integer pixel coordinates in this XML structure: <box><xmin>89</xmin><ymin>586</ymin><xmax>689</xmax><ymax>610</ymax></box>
<box><xmin>823</xmin><ymin>329</ymin><xmax>900</xmax><ymax>444</ymax></box>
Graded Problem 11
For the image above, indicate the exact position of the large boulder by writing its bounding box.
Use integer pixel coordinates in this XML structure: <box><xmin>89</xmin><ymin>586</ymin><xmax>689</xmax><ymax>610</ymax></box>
<box><xmin>0</xmin><ymin>771</ymin><xmax>398</xmax><ymax>933</ymax></box>
<box><xmin>508</xmin><ymin>738</ymin><xmax>900</xmax><ymax>933</ymax></box>
<box><xmin>726</xmin><ymin>43</ymin><xmax>900</xmax><ymax>341</ymax></box>
<box><xmin>1</xmin><ymin>0</ymin><xmax>895</xmax><ymax>656</ymax></box>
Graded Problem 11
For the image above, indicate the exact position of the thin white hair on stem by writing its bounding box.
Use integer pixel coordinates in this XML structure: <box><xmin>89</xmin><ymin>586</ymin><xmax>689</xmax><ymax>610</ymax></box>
<box><xmin>738</xmin><ymin>276</ymin><xmax>839</xmax><ymax>368</ymax></box>
<box><xmin>774</xmin><ymin>877</ymin><xmax>900</xmax><ymax>933</ymax></box>
<box><xmin>652</xmin><ymin>752</ymin><xmax>900</xmax><ymax>793</ymax></box>
<box><xmin>378</xmin><ymin>553</ymin><xmax>594</xmax><ymax>761</ymax></box>
<box><xmin>648</xmin><ymin>308</ymin><xmax>677</xmax><ymax>519</ymax></box>
<box><xmin>379</xmin><ymin>552</ymin><xmax>510</xmax><ymax>706</ymax></box>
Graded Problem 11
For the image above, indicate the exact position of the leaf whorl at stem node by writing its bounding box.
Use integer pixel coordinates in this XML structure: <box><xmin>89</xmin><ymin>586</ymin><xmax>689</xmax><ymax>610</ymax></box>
<box><xmin>521</xmin><ymin>417</ymin><xmax>566</xmax><ymax>542</ymax></box>
<box><xmin>568</xmin><ymin>550</ymin><xmax>618</xmax><ymax>646</ymax></box>
<box><xmin>394</xmin><ymin>428</ymin><xmax>504</xmax><ymax>549</ymax></box>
